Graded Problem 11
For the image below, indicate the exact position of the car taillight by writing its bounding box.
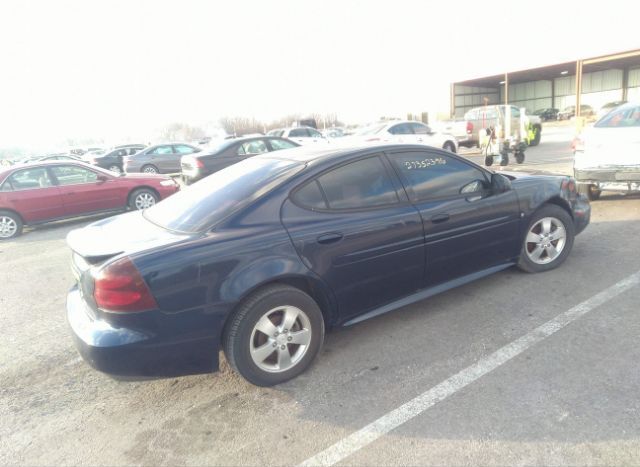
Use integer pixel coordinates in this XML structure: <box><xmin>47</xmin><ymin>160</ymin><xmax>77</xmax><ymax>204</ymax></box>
<box><xmin>562</xmin><ymin>179</ymin><xmax>576</xmax><ymax>192</ymax></box>
<box><xmin>93</xmin><ymin>257</ymin><xmax>157</xmax><ymax>313</ymax></box>
<box><xmin>194</xmin><ymin>159</ymin><xmax>204</xmax><ymax>169</ymax></box>
<box><xmin>365</xmin><ymin>137</ymin><xmax>380</xmax><ymax>142</ymax></box>
<box><xmin>466</xmin><ymin>121</ymin><xmax>473</xmax><ymax>134</ymax></box>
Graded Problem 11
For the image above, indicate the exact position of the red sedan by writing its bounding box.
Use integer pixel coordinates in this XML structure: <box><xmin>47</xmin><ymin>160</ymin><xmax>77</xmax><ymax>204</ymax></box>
<box><xmin>0</xmin><ymin>161</ymin><xmax>180</xmax><ymax>239</ymax></box>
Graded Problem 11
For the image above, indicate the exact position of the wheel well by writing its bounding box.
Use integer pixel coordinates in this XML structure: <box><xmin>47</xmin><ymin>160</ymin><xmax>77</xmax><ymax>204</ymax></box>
<box><xmin>0</xmin><ymin>208</ymin><xmax>24</xmax><ymax>225</ymax></box>
<box><xmin>222</xmin><ymin>277</ymin><xmax>336</xmax><ymax>340</ymax></box>
<box><xmin>544</xmin><ymin>196</ymin><xmax>573</xmax><ymax>219</ymax></box>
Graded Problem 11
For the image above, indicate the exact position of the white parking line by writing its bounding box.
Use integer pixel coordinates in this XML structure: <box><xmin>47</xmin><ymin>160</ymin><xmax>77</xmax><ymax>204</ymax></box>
<box><xmin>300</xmin><ymin>270</ymin><xmax>640</xmax><ymax>467</ymax></box>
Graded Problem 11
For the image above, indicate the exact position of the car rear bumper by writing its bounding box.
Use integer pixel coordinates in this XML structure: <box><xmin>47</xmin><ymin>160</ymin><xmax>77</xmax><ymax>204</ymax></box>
<box><xmin>575</xmin><ymin>167</ymin><xmax>640</xmax><ymax>183</ymax></box>
<box><xmin>573</xmin><ymin>194</ymin><xmax>591</xmax><ymax>235</ymax></box>
<box><xmin>67</xmin><ymin>286</ymin><xmax>219</xmax><ymax>378</ymax></box>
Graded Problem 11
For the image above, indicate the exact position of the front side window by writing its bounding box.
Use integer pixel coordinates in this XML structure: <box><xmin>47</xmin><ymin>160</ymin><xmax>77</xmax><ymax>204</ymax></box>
<box><xmin>5</xmin><ymin>168</ymin><xmax>53</xmax><ymax>191</ymax></box>
<box><xmin>308</xmin><ymin>129</ymin><xmax>323</xmax><ymax>138</ymax></box>
<box><xmin>288</xmin><ymin>128</ymin><xmax>309</xmax><ymax>138</ymax></box>
<box><xmin>388</xmin><ymin>123</ymin><xmax>413</xmax><ymax>135</ymax></box>
<box><xmin>269</xmin><ymin>138</ymin><xmax>297</xmax><ymax>151</ymax></box>
<box><xmin>174</xmin><ymin>145</ymin><xmax>195</xmax><ymax>154</ymax></box>
<box><xmin>150</xmin><ymin>146</ymin><xmax>174</xmax><ymax>155</ymax></box>
<box><xmin>316</xmin><ymin>156</ymin><xmax>398</xmax><ymax>210</ymax></box>
<box><xmin>410</xmin><ymin>122</ymin><xmax>429</xmax><ymax>135</ymax></box>
<box><xmin>51</xmin><ymin>166</ymin><xmax>98</xmax><ymax>185</ymax></box>
<box><xmin>237</xmin><ymin>140</ymin><xmax>269</xmax><ymax>155</ymax></box>
<box><xmin>389</xmin><ymin>151</ymin><xmax>488</xmax><ymax>200</ymax></box>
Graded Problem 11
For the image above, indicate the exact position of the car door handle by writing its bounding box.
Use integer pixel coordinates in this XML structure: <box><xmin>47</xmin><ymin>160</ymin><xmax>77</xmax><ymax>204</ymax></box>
<box><xmin>430</xmin><ymin>213</ymin><xmax>450</xmax><ymax>224</ymax></box>
<box><xmin>317</xmin><ymin>232</ymin><xmax>343</xmax><ymax>244</ymax></box>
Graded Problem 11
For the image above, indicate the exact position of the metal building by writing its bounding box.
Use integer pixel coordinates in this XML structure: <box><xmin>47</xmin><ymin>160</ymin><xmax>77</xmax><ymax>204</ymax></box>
<box><xmin>451</xmin><ymin>49</ymin><xmax>640</xmax><ymax>118</ymax></box>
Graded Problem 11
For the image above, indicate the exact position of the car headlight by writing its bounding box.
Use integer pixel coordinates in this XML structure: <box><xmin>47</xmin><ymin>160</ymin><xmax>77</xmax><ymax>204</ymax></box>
<box><xmin>160</xmin><ymin>179</ymin><xmax>177</xmax><ymax>186</ymax></box>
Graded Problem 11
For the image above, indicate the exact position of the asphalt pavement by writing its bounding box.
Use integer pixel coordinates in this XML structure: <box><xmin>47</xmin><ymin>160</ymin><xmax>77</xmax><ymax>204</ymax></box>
<box><xmin>1</xmin><ymin>125</ymin><xmax>639</xmax><ymax>466</ymax></box>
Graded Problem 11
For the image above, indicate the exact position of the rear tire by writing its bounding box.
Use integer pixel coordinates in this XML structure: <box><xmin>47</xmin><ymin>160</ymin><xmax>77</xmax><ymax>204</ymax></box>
<box><xmin>517</xmin><ymin>204</ymin><xmax>575</xmax><ymax>273</ymax></box>
<box><xmin>223</xmin><ymin>284</ymin><xmax>324</xmax><ymax>386</ymax></box>
<box><xmin>129</xmin><ymin>188</ymin><xmax>158</xmax><ymax>210</ymax></box>
<box><xmin>577</xmin><ymin>183</ymin><xmax>601</xmax><ymax>201</ymax></box>
<box><xmin>484</xmin><ymin>156</ymin><xmax>493</xmax><ymax>166</ymax></box>
<box><xmin>108</xmin><ymin>164</ymin><xmax>122</xmax><ymax>174</ymax></box>
<box><xmin>0</xmin><ymin>210</ymin><xmax>23</xmax><ymax>240</ymax></box>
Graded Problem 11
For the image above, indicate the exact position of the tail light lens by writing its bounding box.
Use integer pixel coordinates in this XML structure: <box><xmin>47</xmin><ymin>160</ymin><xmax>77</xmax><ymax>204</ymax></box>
<box><xmin>93</xmin><ymin>257</ymin><xmax>158</xmax><ymax>313</ymax></box>
<box><xmin>183</xmin><ymin>156</ymin><xmax>204</xmax><ymax>168</ymax></box>
<box><xmin>466</xmin><ymin>121</ymin><xmax>473</xmax><ymax>134</ymax></box>
<box><xmin>365</xmin><ymin>137</ymin><xmax>381</xmax><ymax>142</ymax></box>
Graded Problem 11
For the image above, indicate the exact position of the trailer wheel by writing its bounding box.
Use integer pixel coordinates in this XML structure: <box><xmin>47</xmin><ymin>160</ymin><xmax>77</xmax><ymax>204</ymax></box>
<box><xmin>484</xmin><ymin>156</ymin><xmax>493</xmax><ymax>166</ymax></box>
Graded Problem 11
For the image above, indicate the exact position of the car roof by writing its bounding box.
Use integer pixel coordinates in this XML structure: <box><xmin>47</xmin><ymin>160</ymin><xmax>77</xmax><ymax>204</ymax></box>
<box><xmin>251</xmin><ymin>143</ymin><xmax>442</xmax><ymax>165</ymax></box>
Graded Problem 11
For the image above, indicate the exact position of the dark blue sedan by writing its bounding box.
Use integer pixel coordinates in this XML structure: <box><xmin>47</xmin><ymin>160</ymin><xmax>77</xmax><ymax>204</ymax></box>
<box><xmin>66</xmin><ymin>144</ymin><xmax>590</xmax><ymax>386</ymax></box>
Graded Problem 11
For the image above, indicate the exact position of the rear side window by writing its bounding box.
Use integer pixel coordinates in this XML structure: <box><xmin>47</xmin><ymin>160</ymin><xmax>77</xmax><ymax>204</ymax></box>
<box><xmin>292</xmin><ymin>180</ymin><xmax>327</xmax><ymax>210</ymax></box>
<box><xmin>410</xmin><ymin>122</ymin><xmax>429</xmax><ymax>135</ymax></box>
<box><xmin>150</xmin><ymin>146</ymin><xmax>174</xmax><ymax>155</ymax></box>
<box><xmin>269</xmin><ymin>138</ymin><xmax>298</xmax><ymax>150</ymax></box>
<box><xmin>237</xmin><ymin>140</ymin><xmax>269</xmax><ymax>155</ymax></box>
<box><xmin>316</xmin><ymin>156</ymin><xmax>398</xmax><ymax>210</ymax></box>
<box><xmin>4</xmin><ymin>168</ymin><xmax>53</xmax><ymax>191</ymax></box>
<box><xmin>596</xmin><ymin>105</ymin><xmax>640</xmax><ymax>128</ymax></box>
<box><xmin>389</xmin><ymin>151</ymin><xmax>487</xmax><ymax>200</ymax></box>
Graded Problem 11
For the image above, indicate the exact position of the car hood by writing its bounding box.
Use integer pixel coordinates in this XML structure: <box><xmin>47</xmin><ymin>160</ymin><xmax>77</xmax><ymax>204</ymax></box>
<box><xmin>66</xmin><ymin>210</ymin><xmax>190</xmax><ymax>262</ymax></box>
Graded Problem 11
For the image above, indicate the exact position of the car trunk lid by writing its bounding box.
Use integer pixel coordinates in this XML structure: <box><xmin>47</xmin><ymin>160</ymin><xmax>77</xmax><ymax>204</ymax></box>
<box><xmin>66</xmin><ymin>210</ymin><xmax>190</xmax><ymax>264</ymax></box>
<box><xmin>577</xmin><ymin>127</ymin><xmax>640</xmax><ymax>169</ymax></box>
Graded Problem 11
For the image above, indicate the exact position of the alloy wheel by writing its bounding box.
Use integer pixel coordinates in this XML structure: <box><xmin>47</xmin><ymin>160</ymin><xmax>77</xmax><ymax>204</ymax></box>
<box><xmin>0</xmin><ymin>216</ymin><xmax>18</xmax><ymax>238</ymax></box>
<box><xmin>249</xmin><ymin>306</ymin><xmax>312</xmax><ymax>373</ymax></box>
<box><xmin>525</xmin><ymin>217</ymin><xmax>567</xmax><ymax>265</ymax></box>
<box><xmin>134</xmin><ymin>193</ymin><xmax>156</xmax><ymax>210</ymax></box>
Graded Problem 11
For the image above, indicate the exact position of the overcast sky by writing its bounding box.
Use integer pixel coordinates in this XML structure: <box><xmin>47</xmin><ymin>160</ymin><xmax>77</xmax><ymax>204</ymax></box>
<box><xmin>1</xmin><ymin>0</ymin><xmax>638</xmax><ymax>151</ymax></box>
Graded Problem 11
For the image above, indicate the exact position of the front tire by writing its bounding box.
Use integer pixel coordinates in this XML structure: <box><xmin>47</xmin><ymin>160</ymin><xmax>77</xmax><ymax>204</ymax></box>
<box><xmin>443</xmin><ymin>141</ymin><xmax>456</xmax><ymax>153</ymax></box>
<box><xmin>517</xmin><ymin>204</ymin><xmax>575</xmax><ymax>273</ymax></box>
<box><xmin>141</xmin><ymin>164</ymin><xmax>159</xmax><ymax>174</ymax></box>
<box><xmin>0</xmin><ymin>210</ymin><xmax>23</xmax><ymax>240</ymax></box>
<box><xmin>223</xmin><ymin>284</ymin><xmax>324</xmax><ymax>386</ymax></box>
<box><xmin>129</xmin><ymin>188</ymin><xmax>158</xmax><ymax>210</ymax></box>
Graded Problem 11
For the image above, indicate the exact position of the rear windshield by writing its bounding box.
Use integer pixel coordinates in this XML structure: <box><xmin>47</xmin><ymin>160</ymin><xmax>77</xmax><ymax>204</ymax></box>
<box><xmin>595</xmin><ymin>104</ymin><xmax>640</xmax><ymax>128</ymax></box>
<box><xmin>143</xmin><ymin>157</ymin><xmax>303</xmax><ymax>233</ymax></box>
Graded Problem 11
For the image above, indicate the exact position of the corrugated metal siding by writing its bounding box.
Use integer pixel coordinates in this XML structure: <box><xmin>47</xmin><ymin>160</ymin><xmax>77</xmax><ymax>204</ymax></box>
<box><xmin>554</xmin><ymin>76</ymin><xmax>576</xmax><ymax>96</ymax></box>
<box><xmin>628</xmin><ymin>68</ymin><xmax>640</xmax><ymax>88</ymax></box>
<box><xmin>581</xmin><ymin>69</ymin><xmax>623</xmax><ymax>93</ymax></box>
<box><xmin>627</xmin><ymin>87</ymin><xmax>640</xmax><ymax>100</ymax></box>
<box><xmin>453</xmin><ymin>84</ymin><xmax>499</xmax><ymax>117</ymax></box>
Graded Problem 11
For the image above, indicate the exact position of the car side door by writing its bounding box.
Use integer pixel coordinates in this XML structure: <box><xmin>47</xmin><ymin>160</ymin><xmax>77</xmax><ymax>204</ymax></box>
<box><xmin>148</xmin><ymin>145</ymin><xmax>175</xmax><ymax>173</ymax></box>
<box><xmin>50</xmin><ymin>165</ymin><xmax>124</xmax><ymax>215</ymax></box>
<box><xmin>0</xmin><ymin>167</ymin><xmax>66</xmax><ymax>222</ymax></box>
<box><xmin>386</xmin><ymin>149</ymin><xmax>521</xmax><ymax>286</ymax></box>
<box><xmin>281</xmin><ymin>154</ymin><xmax>425</xmax><ymax>322</ymax></box>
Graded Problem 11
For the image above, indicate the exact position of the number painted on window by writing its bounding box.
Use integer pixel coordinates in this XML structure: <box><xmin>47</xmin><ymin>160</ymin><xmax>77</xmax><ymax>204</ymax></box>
<box><xmin>403</xmin><ymin>158</ymin><xmax>446</xmax><ymax>170</ymax></box>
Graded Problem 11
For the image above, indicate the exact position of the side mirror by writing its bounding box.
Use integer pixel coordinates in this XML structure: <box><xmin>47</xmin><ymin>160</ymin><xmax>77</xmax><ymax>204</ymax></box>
<box><xmin>491</xmin><ymin>173</ymin><xmax>511</xmax><ymax>193</ymax></box>
<box><xmin>96</xmin><ymin>175</ymin><xmax>108</xmax><ymax>183</ymax></box>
